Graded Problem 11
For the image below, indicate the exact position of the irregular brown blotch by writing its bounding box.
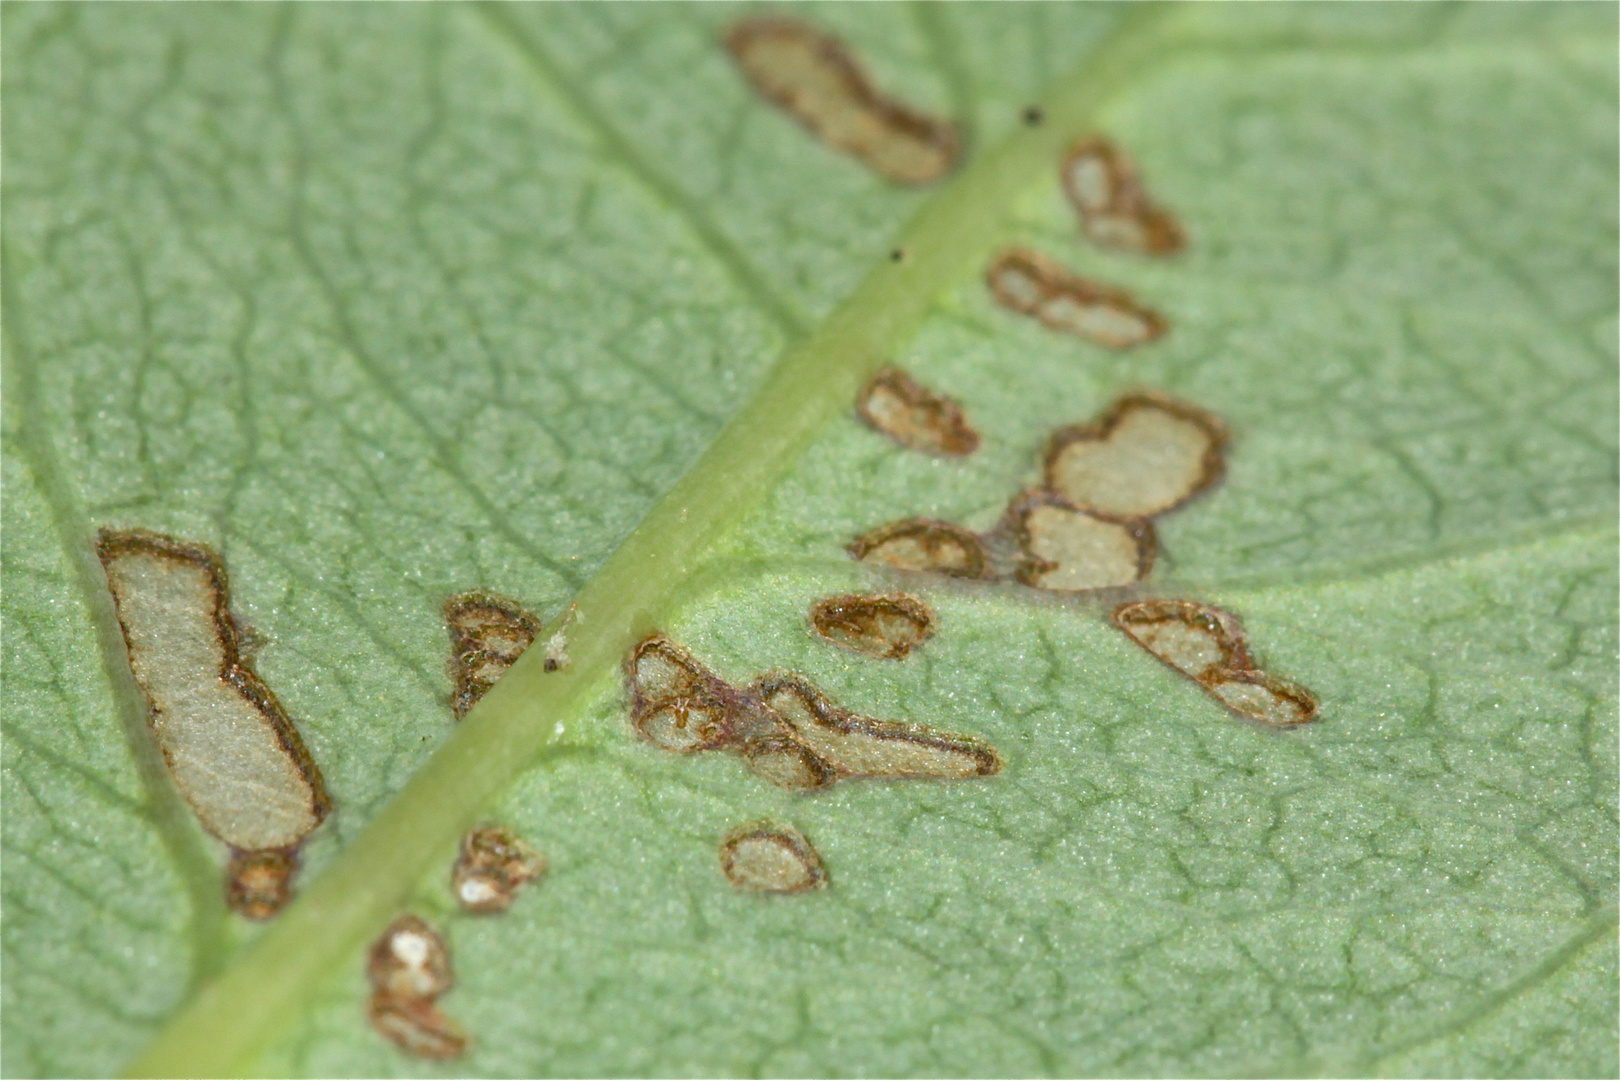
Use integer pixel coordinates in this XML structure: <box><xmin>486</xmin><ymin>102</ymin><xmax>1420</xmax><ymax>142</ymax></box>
<box><xmin>95</xmin><ymin>529</ymin><xmax>329</xmax><ymax>919</ymax></box>
<box><xmin>366</xmin><ymin>914</ymin><xmax>467</xmax><ymax>1059</ymax></box>
<box><xmin>626</xmin><ymin>634</ymin><xmax>1000</xmax><ymax>790</ymax></box>
<box><xmin>1061</xmin><ymin>138</ymin><xmax>1186</xmax><ymax>255</ymax></box>
<box><xmin>725</xmin><ymin>17</ymin><xmax>959</xmax><ymax>184</ymax></box>
<box><xmin>1007</xmin><ymin>490</ymin><xmax>1155</xmax><ymax>592</ymax></box>
<box><xmin>986</xmin><ymin>247</ymin><xmax>1166</xmax><ymax>348</ymax></box>
<box><xmin>848</xmin><ymin>518</ymin><xmax>990</xmax><ymax>579</ymax></box>
<box><xmin>452</xmin><ymin>824</ymin><xmax>546</xmax><ymax>915</ymax></box>
<box><xmin>753</xmin><ymin>675</ymin><xmax>1001</xmax><ymax>782</ymax></box>
<box><xmin>1044</xmin><ymin>393</ymin><xmax>1228</xmax><ymax>518</ymax></box>
<box><xmin>719</xmin><ymin>821</ymin><xmax>827</xmax><ymax>894</ymax></box>
<box><xmin>225</xmin><ymin>850</ymin><xmax>297</xmax><ymax>922</ymax></box>
<box><xmin>1113</xmin><ymin>599</ymin><xmax>1319</xmax><ymax>727</ymax></box>
<box><xmin>856</xmin><ymin>368</ymin><xmax>980</xmax><ymax>457</ymax></box>
<box><xmin>444</xmin><ymin>591</ymin><xmax>540</xmax><ymax>719</ymax></box>
<box><xmin>809</xmin><ymin>593</ymin><xmax>934</xmax><ymax>660</ymax></box>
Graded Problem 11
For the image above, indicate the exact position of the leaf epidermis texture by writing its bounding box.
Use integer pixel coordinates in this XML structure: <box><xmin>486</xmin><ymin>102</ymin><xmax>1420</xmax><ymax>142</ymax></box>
<box><xmin>2</xmin><ymin>3</ymin><xmax>1615</xmax><ymax>1077</ymax></box>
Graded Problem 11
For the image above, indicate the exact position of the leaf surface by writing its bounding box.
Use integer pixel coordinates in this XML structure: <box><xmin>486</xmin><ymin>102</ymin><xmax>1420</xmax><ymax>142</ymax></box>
<box><xmin>2</xmin><ymin>3</ymin><xmax>1615</xmax><ymax>1077</ymax></box>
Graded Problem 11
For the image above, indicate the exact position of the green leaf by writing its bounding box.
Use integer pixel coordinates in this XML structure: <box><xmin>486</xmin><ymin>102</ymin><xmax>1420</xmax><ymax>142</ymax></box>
<box><xmin>3</xmin><ymin>3</ymin><xmax>1614</xmax><ymax>1077</ymax></box>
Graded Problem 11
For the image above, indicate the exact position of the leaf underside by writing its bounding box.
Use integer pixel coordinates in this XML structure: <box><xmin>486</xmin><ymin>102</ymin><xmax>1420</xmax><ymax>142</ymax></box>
<box><xmin>2</xmin><ymin>3</ymin><xmax>1616</xmax><ymax>1078</ymax></box>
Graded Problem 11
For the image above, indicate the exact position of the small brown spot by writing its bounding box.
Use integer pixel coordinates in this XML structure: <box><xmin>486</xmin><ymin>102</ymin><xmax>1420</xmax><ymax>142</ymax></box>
<box><xmin>452</xmin><ymin>824</ymin><xmax>546</xmax><ymax>914</ymax></box>
<box><xmin>1008</xmin><ymin>489</ymin><xmax>1155</xmax><ymax>592</ymax></box>
<box><xmin>719</xmin><ymin>821</ymin><xmax>827</xmax><ymax>894</ymax></box>
<box><xmin>848</xmin><ymin>518</ymin><xmax>990</xmax><ymax>579</ymax></box>
<box><xmin>1044</xmin><ymin>393</ymin><xmax>1228</xmax><ymax>518</ymax></box>
<box><xmin>1061</xmin><ymin>138</ymin><xmax>1186</xmax><ymax>255</ymax></box>
<box><xmin>626</xmin><ymin>635</ymin><xmax>1000</xmax><ymax>790</ymax></box>
<box><xmin>226</xmin><ymin>849</ymin><xmax>297</xmax><ymax>921</ymax></box>
<box><xmin>725</xmin><ymin>17</ymin><xmax>959</xmax><ymax>184</ymax></box>
<box><xmin>96</xmin><ymin>529</ymin><xmax>329</xmax><ymax>918</ymax></box>
<box><xmin>986</xmin><ymin>247</ymin><xmax>1166</xmax><ymax>348</ymax></box>
<box><xmin>445</xmin><ymin>591</ymin><xmax>540</xmax><ymax>719</ymax></box>
<box><xmin>856</xmin><ymin>368</ymin><xmax>980</xmax><ymax>456</ymax></box>
<box><xmin>1113</xmin><ymin>599</ymin><xmax>1319</xmax><ymax>726</ymax></box>
<box><xmin>809</xmin><ymin>592</ymin><xmax>934</xmax><ymax>660</ymax></box>
<box><xmin>366</xmin><ymin>915</ymin><xmax>467</xmax><ymax>1059</ymax></box>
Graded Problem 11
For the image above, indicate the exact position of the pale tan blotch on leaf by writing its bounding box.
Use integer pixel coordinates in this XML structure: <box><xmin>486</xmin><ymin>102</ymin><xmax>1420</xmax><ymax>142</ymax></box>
<box><xmin>366</xmin><ymin>914</ymin><xmax>467</xmax><ymax>1059</ymax></box>
<box><xmin>848</xmin><ymin>518</ymin><xmax>990</xmax><ymax>579</ymax></box>
<box><xmin>444</xmin><ymin>591</ymin><xmax>540</xmax><ymax>719</ymax></box>
<box><xmin>726</xmin><ymin>16</ymin><xmax>960</xmax><ymax>185</ymax></box>
<box><xmin>857</xmin><ymin>368</ymin><xmax>980</xmax><ymax>456</ymax></box>
<box><xmin>1062</xmin><ymin>138</ymin><xmax>1186</xmax><ymax>255</ymax></box>
<box><xmin>542</xmin><ymin>602</ymin><xmax>577</xmax><ymax>673</ymax></box>
<box><xmin>809</xmin><ymin>593</ymin><xmax>934</xmax><ymax>660</ymax></box>
<box><xmin>1113</xmin><ymin>599</ymin><xmax>1319</xmax><ymax>727</ymax></box>
<box><xmin>452</xmin><ymin>824</ymin><xmax>546</xmax><ymax>914</ymax></box>
<box><xmin>95</xmin><ymin>529</ymin><xmax>329</xmax><ymax>920</ymax></box>
<box><xmin>626</xmin><ymin>635</ymin><xmax>999</xmax><ymax>790</ymax></box>
<box><xmin>720</xmin><ymin>821</ymin><xmax>827</xmax><ymax>894</ymax></box>
<box><xmin>1044</xmin><ymin>393</ymin><xmax>1228</xmax><ymax>518</ymax></box>
<box><xmin>752</xmin><ymin>675</ymin><xmax>1001</xmax><ymax>782</ymax></box>
<box><xmin>1008</xmin><ymin>490</ymin><xmax>1155</xmax><ymax>592</ymax></box>
<box><xmin>986</xmin><ymin>247</ymin><xmax>1166</xmax><ymax>348</ymax></box>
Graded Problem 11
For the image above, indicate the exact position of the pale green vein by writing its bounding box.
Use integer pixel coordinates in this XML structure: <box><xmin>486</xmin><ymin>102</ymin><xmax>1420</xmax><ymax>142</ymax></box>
<box><xmin>123</xmin><ymin>7</ymin><xmax>1181</xmax><ymax>1075</ymax></box>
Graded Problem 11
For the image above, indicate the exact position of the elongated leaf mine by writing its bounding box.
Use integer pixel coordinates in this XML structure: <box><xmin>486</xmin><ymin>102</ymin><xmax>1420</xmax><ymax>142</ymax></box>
<box><xmin>1114</xmin><ymin>599</ymin><xmax>1318</xmax><ymax>726</ymax></box>
<box><xmin>1045</xmin><ymin>394</ymin><xmax>1227</xmax><ymax>518</ymax></box>
<box><xmin>1062</xmin><ymin>138</ymin><xmax>1186</xmax><ymax>255</ymax></box>
<box><xmin>452</xmin><ymin>824</ymin><xmax>545</xmax><ymax>914</ymax></box>
<box><xmin>720</xmin><ymin>822</ymin><xmax>827</xmax><ymax>894</ymax></box>
<box><xmin>987</xmin><ymin>247</ymin><xmax>1166</xmax><ymax>348</ymax></box>
<box><xmin>366</xmin><ymin>915</ymin><xmax>467</xmax><ymax>1059</ymax></box>
<box><xmin>627</xmin><ymin>635</ymin><xmax>1000</xmax><ymax>790</ymax></box>
<box><xmin>809</xmin><ymin>593</ymin><xmax>934</xmax><ymax>660</ymax></box>
<box><xmin>445</xmin><ymin>591</ymin><xmax>540</xmax><ymax>719</ymax></box>
<box><xmin>849</xmin><ymin>518</ymin><xmax>990</xmax><ymax>579</ymax></box>
<box><xmin>857</xmin><ymin>368</ymin><xmax>980</xmax><ymax>456</ymax></box>
<box><xmin>1009</xmin><ymin>490</ymin><xmax>1155</xmax><ymax>592</ymax></box>
<box><xmin>95</xmin><ymin>530</ymin><xmax>328</xmax><ymax>919</ymax></box>
<box><xmin>726</xmin><ymin>17</ymin><xmax>960</xmax><ymax>185</ymax></box>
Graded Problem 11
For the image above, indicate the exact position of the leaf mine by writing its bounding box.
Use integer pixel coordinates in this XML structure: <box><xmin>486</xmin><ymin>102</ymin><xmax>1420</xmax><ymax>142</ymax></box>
<box><xmin>719</xmin><ymin>821</ymin><xmax>827</xmax><ymax>894</ymax></box>
<box><xmin>856</xmin><ymin>367</ymin><xmax>980</xmax><ymax>456</ymax></box>
<box><xmin>626</xmin><ymin>635</ymin><xmax>1000</xmax><ymax>790</ymax></box>
<box><xmin>452</xmin><ymin>824</ymin><xmax>546</xmax><ymax>915</ymax></box>
<box><xmin>725</xmin><ymin>16</ymin><xmax>960</xmax><ymax>185</ymax></box>
<box><xmin>1044</xmin><ymin>393</ymin><xmax>1228</xmax><ymax>518</ymax></box>
<box><xmin>1061</xmin><ymin>138</ymin><xmax>1186</xmax><ymax>255</ymax></box>
<box><xmin>1008</xmin><ymin>490</ymin><xmax>1155</xmax><ymax>592</ymax></box>
<box><xmin>809</xmin><ymin>592</ymin><xmax>934</xmax><ymax>660</ymax></box>
<box><xmin>444</xmin><ymin>591</ymin><xmax>540</xmax><ymax>719</ymax></box>
<box><xmin>366</xmin><ymin>915</ymin><xmax>467</xmax><ymax>1060</ymax></box>
<box><xmin>848</xmin><ymin>518</ymin><xmax>991</xmax><ymax>579</ymax></box>
<box><xmin>1113</xmin><ymin>599</ymin><xmax>1319</xmax><ymax>726</ymax></box>
<box><xmin>986</xmin><ymin>247</ymin><xmax>1166</xmax><ymax>348</ymax></box>
<box><xmin>95</xmin><ymin>529</ymin><xmax>329</xmax><ymax>919</ymax></box>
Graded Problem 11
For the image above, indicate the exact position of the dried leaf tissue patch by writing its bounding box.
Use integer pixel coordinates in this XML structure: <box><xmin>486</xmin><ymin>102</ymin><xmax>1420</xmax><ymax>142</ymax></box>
<box><xmin>720</xmin><ymin>822</ymin><xmax>828</xmax><ymax>894</ymax></box>
<box><xmin>1045</xmin><ymin>393</ymin><xmax>1228</xmax><ymax>518</ymax></box>
<box><xmin>95</xmin><ymin>529</ymin><xmax>329</xmax><ymax>919</ymax></box>
<box><xmin>857</xmin><ymin>368</ymin><xmax>980</xmax><ymax>456</ymax></box>
<box><xmin>445</xmin><ymin>590</ymin><xmax>540</xmax><ymax>719</ymax></box>
<box><xmin>726</xmin><ymin>16</ymin><xmax>959</xmax><ymax>184</ymax></box>
<box><xmin>1114</xmin><ymin>599</ymin><xmax>1319</xmax><ymax>726</ymax></box>
<box><xmin>1062</xmin><ymin>138</ymin><xmax>1186</xmax><ymax>255</ymax></box>
<box><xmin>987</xmin><ymin>247</ymin><xmax>1166</xmax><ymax>348</ymax></box>
<box><xmin>1008</xmin><ymin>490</ymin><xmax>1155</xmax><ymax>593</ymax></box>
<box><xmin>366</xmin><ymin>915</ymin><xmax>467</xmax><ymax>1059</ymax></box>
<box><xmin>452</xmin><ymin>824</ymin><xmax>546</xmax><ymax>914</ymax></box>
<box><xmin>627</xmin><ymin>634</ymin><xmax>1001</xmax><ymax>790</ymax></box>
<box><xmin>849</xmin><ymin>518</ymin><xmax>991</xmax><ymax>579</ymax></box>
<box><xmin>809</xmin><ymin>593</ymin><xmax>934</xmax><ymax>660</ymax></box>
